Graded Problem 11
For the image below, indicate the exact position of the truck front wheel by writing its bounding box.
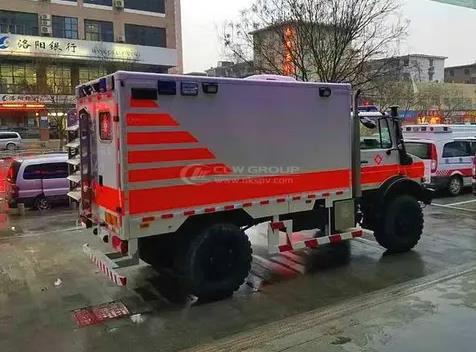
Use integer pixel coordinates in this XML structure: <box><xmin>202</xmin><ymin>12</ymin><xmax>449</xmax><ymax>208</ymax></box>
<box><xmin>374</xmin><ymin>195</ymin><xmax>423</xmax><ymax>253</ymax></box>
<box><xmin>181</xmin><ymin>223</ymin><xmax>252</xmax><ymax>300</ymax></box>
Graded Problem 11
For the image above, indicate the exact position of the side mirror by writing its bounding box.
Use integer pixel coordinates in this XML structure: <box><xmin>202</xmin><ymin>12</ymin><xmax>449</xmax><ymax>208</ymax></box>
<box><xmin>360</xmin><ymin>116</ymin><xmax>377</xmax><ymax>129</ymax></box>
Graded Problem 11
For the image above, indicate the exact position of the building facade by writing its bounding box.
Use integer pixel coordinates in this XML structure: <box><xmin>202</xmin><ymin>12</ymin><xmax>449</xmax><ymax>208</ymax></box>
<box><xmin>0</xmin><ymin>0</ymin><xmax>182</xmax><ymax>139</ymax></box>
<box><xmin>371</xmin><ymin>54</ymin><xmax>447</xmax><ymax>83</ymax></box>
<box><xmin>445</xmin><ymin>63</ymin><xmax>476</xmax><ymax>84</ymax></box>
<box><xmin>205</xmin><ymin>61</ymin><xmax>255</xmax><ymax>78</ymax></box>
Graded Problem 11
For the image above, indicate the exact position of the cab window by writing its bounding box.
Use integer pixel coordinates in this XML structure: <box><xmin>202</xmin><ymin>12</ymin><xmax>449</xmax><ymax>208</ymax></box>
<box><xmin>360</xmin><ymin>119</ymin><xmax>392</xmax><ymax>150</ymax></box>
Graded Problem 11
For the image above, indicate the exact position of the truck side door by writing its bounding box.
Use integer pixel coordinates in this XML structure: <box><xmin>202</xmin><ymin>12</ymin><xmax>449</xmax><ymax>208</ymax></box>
<box><xmin>360</xmin><ymin>117</ymin><xmax>400</xmax><ymax>190</ymax></box>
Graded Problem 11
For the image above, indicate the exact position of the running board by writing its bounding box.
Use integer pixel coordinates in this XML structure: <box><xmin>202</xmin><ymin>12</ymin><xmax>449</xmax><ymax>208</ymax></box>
<box><xmin>268</xmin><ymin>220</ymin><xmax>365</xmax><ymax>254</ymax></box>
<box><xmin>83</xmin><ymin>244</ymin><xmax>129</xmax><ymax>287</ymax></box>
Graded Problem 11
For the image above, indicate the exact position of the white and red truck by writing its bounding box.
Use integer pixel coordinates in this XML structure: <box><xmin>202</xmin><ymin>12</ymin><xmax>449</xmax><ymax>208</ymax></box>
<box><xmin>70</xmin><ymin>72</ymin><xmax>432</xmax><ymax>299</ymax></box>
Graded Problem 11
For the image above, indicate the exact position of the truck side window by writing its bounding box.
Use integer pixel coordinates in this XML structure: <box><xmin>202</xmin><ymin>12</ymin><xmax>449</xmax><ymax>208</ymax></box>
<box><xmin>99</xmin><ymin>111</ymin><xmax>113</xmax><ymax>141</ymax></box>
<box><xmin>360</xmin><ymin>118</ymin><xmax>392</xmax><ymax>150</ymax></box>
<box><xmin>378</xmin><ymin>119</ymin><xmax>392</xmax><ymax>149</ymax></box>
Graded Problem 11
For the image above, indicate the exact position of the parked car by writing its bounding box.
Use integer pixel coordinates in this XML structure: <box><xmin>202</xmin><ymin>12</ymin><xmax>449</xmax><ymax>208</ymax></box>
<box><xmin>404</xmin><ymin>125</ymin><xmax>476</xmax><ymax>196</ymax></box>
<box><xmin>6</xmin><ymin>153</ymin><xmax>69</xmax><ymax>210</ymax></box>
<box><xmin>0</xmin><ymin>131</ymin><xmax>22</xmax><ymax>151</ymax></box>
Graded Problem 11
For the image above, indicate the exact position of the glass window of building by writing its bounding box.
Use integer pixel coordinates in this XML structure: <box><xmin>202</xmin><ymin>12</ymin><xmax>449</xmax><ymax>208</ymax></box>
<box><xmin>47</xmin><ymin>65</ymin><xmax>72</xmax><ymax>95</ymax></box>
<box><xmin>125</xmin><ymin>24</ymin><xmax>166</xmax><ymax>47</ymax></box>
<box><xmin>84</xmin><ymin>20</ymin><xmax>114</xmax><ymax>42</ymax></box>
<box><xmin>0</xmin><ymin>63</ymin><xmax>37</xmax><ymax>94</ymax></box>
<box><xmin>52</xmin><ymin>16</ymin><xmax>78</xmax><ymax>39</ymax></box>
<box><xmin>124</xmin><ymin>0</ymin><xmax>165</xmax><ymax>13</ymax></box>
<box><xmin>79</xmin><ymin>67</ymin><xmax>108</xmax><ymax>83</ymax></box>
<box><xmin>83</xmin><ymin>0</ymin><xmax>113</xmax><ymax>6</ymax></box>
<box><xmin>0</xmin><ymin>10</ymin><xmax>38</xmax><ymax>35</ymax></box>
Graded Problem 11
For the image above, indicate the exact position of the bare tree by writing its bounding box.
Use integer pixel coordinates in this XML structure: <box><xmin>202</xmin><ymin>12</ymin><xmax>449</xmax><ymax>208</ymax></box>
<box><xmin>223</xmin><ymin>0</ymin><xmax>407</xmax><ymax>86</ymax></box>
<box><xmin>365</xmin><ymin>79</ymin><xmax>416</xmax><ymax>112</ymax></box>
<box><xmin>416</xmin><ymin>83</ymin><xmax>472</xmax><ymax>123</ymax></box>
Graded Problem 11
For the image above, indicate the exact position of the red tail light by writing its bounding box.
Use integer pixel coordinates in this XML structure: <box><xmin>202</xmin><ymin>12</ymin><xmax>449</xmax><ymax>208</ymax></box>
<box><xmin>430</xmin><ymin>144</ymin><xmax>438</xmax><ymax>173</ymax></box>
<box><xmin>6</xmin><ymin>167</ymin><xmax>14</xmax><ymax>182</ymax></box>
<box><xmin>10</xmin><ymin>184</ymin><xmax>19</xmax><ymax>198</ymax></box>
<box><xmin>112</xmin><ymin>236</ymin><xmax>128</xmax><ymax>255</ymax></box>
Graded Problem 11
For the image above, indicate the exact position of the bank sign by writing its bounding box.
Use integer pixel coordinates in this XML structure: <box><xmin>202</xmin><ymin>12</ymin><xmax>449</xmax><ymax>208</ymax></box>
<box><xmin>0</xmin><ymin>33</ymin><xmax>177</xmax><ymax>67</ymax></box>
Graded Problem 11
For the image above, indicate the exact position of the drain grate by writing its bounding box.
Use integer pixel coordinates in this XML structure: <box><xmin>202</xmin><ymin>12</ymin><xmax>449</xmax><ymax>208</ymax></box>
<box><xmin>72</xmin><ymin>301</ymin><xmax>130</xmax><ymax>328</ymax></box>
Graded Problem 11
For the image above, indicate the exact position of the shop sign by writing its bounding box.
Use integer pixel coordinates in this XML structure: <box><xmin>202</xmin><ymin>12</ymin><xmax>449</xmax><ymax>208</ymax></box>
<box><xmin>0</xmin><ymin>33</ymin><xmax>177</xmax><ymax>67</ymax></box>
<box><xmin>1</xmin><ymin>94</ymin><xmax>75</xmax><ymax>105</ymax></box>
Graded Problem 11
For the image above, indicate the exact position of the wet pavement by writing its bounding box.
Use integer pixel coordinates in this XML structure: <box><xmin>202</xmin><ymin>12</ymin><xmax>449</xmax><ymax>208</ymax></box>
<box><xmin>0</xmin><ymin>192</ymin><xmax>475</xmax><ymax>352</ymax></box>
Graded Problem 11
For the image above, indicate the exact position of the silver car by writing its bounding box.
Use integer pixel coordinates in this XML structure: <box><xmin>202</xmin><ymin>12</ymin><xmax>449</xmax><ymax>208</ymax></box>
<box><xmin>0</xmin><ymin>132</ymin><xmax>22</xmax><ymax>151</ymax></box>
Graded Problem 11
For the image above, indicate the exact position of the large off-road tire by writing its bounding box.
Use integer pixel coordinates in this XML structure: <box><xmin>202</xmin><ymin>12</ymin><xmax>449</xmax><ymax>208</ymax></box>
<box><xmin>447</xmin><ymin>175</ymin><xmax>463</xmax><ymax>196</ymax></box>
<box><xmin>373</xmin><ymin>195</ymin><xmax>423</xmax><ymax>253</ymax></box>
<box><xmin>139</xmin><ymin>234</ymin><xmax>176</xmax><ymax>270</ymax></box>
<box><xmin>180</xmin><ymin>223</ymin><xmax>252</xmax><ymax>300</ymax></box>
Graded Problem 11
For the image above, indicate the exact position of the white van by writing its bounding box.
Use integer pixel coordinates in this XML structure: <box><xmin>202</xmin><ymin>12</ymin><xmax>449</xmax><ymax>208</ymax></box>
<box><xmin>404</xmin><ymin>124</ymin><xmax>476</xmax><ymax>196</ymax></box>
<box><xmin>0</xmin><ymin>131</ymin><xmax>22</xmax><ymax>151</ymax></box>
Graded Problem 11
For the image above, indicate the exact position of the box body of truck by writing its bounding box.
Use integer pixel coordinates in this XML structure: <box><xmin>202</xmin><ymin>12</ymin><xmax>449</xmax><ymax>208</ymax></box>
<box><xmin>78</xmin><ymin>72</ymin><xmax>354</xmax><ymax>239</ymax></box>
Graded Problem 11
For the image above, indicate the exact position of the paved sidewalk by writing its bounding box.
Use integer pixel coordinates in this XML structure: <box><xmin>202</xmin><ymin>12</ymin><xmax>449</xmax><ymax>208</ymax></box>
<box><xmin>186</xmin><ymin>263</ymin><xmax>476</xmax><ymax>352</ymax></box>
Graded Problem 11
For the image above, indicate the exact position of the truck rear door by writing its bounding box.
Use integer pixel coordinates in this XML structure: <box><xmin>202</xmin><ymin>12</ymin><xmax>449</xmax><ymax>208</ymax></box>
<box><xmin>79</xmin><ymin>95</ymin><xmax>122</xmax><ymax>229</ymax></box>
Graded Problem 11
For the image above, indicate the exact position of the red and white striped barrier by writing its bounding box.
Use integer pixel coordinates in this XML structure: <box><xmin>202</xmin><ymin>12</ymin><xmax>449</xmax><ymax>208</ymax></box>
<box><xmin>268</xmin><ymin>220</ymin><xmax>364</xmax><ymax>253</ymax></box>
<box><xmin>83</xmin><ymin>244</ymin><xmax>127</xmax><ymax>286</ymax></box>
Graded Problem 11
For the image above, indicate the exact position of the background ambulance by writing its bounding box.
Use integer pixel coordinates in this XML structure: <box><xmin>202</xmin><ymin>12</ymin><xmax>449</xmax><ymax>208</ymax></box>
<box><xmin>404</xmin><ymin>125</ymin><xmax>476</xmax><ymax>196</ymax></box>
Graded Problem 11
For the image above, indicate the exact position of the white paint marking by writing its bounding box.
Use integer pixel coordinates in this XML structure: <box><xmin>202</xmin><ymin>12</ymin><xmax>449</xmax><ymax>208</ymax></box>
<box><xmin>431</xmin><ymin>203</ymin><xmax>476</xmax><ymax>213</ymax></box>
<box><xmin>437</xmin><ymin>199</ymin><xmax>476</xmax><ymax>207</ymax></box>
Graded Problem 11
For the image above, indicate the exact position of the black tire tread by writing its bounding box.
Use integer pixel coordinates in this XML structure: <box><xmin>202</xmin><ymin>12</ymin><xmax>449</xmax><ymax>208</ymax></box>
<box><xmin>374</xmin><ymin>195</ymin><xmax>423</xmax><ymax>253</ymax></box>
<box><xmin>182</xmin><ymin>223</ymin><xmax>252</xmax><ymax>300</ymax></box>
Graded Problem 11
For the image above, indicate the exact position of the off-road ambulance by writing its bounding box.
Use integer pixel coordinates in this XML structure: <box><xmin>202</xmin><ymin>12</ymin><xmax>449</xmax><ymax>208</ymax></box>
<box><xmin>69</xmin><ymin>72</ymin><xmax>431</xmax><ymax>300</ymax></box>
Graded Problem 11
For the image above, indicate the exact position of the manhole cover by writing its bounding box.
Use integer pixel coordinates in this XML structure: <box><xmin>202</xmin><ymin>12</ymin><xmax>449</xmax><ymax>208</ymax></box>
<box><xmin>72</xmin><ymin>301</ymin><xmax>130</xmax><ymax>328</ymax></box>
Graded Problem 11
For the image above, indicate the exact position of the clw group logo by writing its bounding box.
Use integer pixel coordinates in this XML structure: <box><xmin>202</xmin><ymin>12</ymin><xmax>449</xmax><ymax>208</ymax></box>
<box><xmin>0</xmin><ymin>36</ymin><xmax>10</xmax><ymax>49</ymax></box>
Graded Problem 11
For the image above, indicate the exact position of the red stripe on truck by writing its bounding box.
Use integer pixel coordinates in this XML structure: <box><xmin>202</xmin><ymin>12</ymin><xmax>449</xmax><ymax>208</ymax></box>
<box><xmin>128</xmin><ymin>163</ymin><xmax>232</xmax><ymax>182</ymax></box>
<box><xmin>127</xmin><ymin>132</ymin><xmax>198</xmax><ymax>145</ymax></box>
<box><xmin>95</xmin><ymin>184</ymin><xmax>123</xmax><ymax>214</ymax></box>
<box><xmin>127</xmin><ymin>113</ymin><xmax>179</xmax><ymax>127</ymax></box>
<box><xmin>128</xmin><ymin>169</ymin><xmax>351</xmax><ymax>214</ymax></box>
<box><xmin>361</xmin><ymin>162</ymin><xmax>424</xmax><ymax>184</ymax></box>
<box><xmin>128</xmin><ymin>148</ymin><xmax>216</xmax><ymax>164</ymax></box>
<box><xmin>130</xmin><ymin>99</ymin><xmax>158</xmax><ymax>108</ymax></box>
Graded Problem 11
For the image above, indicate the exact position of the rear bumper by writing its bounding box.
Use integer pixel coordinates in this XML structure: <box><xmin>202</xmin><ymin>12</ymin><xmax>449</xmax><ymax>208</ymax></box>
<box><xmin>428</xmin><ymin>176</ymin><xmax>450</xmax><ymax>190</ymax></box>
<box><xmin>7</xmin><ymin>197</ymin><xmax>34</xmax><ymax>208</ymax></box>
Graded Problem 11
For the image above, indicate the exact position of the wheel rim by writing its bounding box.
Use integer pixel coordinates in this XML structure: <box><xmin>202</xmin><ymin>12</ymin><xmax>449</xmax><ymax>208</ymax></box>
<box><xmin>6</xmin><ymin>144</ymin><xmax>15</xmax><ymax>151</ymax></box>
<box><xmin>37</xmin><ymin>198</ymin><xmax>49</xmax><ymax>210</ymax></box>
<box><xmin>449</xmin><ymin>178</ymin><xmax>461</xmax><ymax>194</ymax></box>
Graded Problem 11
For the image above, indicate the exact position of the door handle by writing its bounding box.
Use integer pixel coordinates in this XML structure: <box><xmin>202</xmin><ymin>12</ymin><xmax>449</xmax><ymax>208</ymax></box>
<box><xmin>361</xmin><ymin>160</ymin><xmax>369</xmax><ymax>164</ymax></box>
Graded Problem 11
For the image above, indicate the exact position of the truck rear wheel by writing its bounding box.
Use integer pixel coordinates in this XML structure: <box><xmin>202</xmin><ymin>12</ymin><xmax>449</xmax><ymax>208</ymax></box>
<box><xmin>374</xmin><ymin>195</ymin><xmax>423</xmax><ymax>253</ymax></box>
<box><xmin>181</xmin><ymin>223</ymin><xmax>252</xmax><ymax>300</ymax></box>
